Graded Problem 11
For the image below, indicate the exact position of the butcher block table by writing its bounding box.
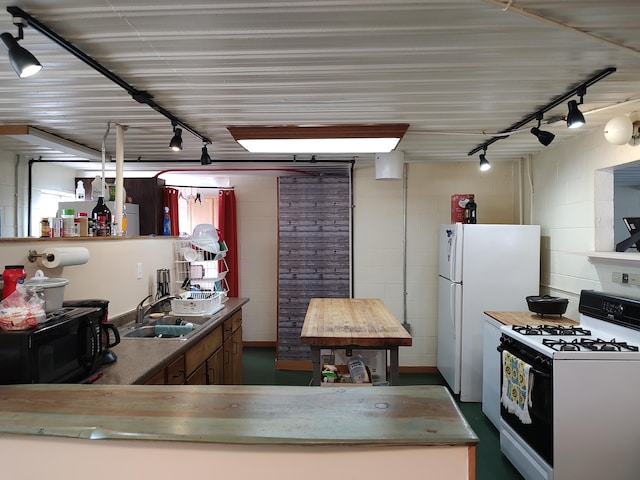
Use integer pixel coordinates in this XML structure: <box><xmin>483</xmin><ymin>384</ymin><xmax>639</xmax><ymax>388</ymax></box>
<box><xmin>300</xmin><ymin>298</ymin><xmax>412</xmax><ymax>385</ymax></box>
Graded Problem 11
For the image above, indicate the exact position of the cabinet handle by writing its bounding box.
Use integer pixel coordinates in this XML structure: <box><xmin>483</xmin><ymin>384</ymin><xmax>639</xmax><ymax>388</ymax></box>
<box><xmin>225</xmin><ymin>350</ymin><xmax>230</xmax><ymax>364</ymax></box>
<box><xmin>233</xmin><ymin>341</ymin><xmax>238</xmax><ymax>355</ymax></box>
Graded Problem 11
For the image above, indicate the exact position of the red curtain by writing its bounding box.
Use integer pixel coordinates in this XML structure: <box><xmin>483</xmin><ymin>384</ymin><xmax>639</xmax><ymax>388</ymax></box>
<box><xmin>162</xmin><ymin>187</ymin><xmax>179</xmax><ymax>235</ymax></box>
<box><xmin>217</xmin><ymin>189</ymin><xmax>238</xmax><ymax>297</ymax></box>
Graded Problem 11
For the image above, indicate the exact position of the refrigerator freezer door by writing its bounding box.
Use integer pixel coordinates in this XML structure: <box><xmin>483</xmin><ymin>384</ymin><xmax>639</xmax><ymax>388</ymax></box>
<box><xmin>437</xmin><ymin>275</ymin><xmax>462</xmax><ymax>394</ymax></box>
<box><xmin>439</xmin><ymin>223</ymin><xmax>463</xmax><ymax>282</ymax></box>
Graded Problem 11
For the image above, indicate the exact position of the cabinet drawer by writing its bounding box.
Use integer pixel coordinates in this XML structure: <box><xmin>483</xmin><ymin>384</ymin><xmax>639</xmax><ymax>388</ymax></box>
<box><xmin>223</xmin><ymin>310</ymin><xmax>242</xmax><ymax>340</ymax></box>
<box><xmin>185</xmin><ymin>326</ymin><xmax>223</xmax><ymax>377</ymax></box>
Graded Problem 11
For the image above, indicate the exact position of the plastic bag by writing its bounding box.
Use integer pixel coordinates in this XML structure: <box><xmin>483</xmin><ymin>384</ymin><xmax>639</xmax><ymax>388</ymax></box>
<box><xmin>0</xmin><ymin>285</ymin><xmax>46</xmax><ymax>330</ymax></box>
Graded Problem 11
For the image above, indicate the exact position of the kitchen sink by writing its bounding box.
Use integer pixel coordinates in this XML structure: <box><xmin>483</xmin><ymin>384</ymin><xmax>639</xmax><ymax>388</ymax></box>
<box><xmin>123</xmin><ymin>311</ymin><xmax>223</xmax><ymax>340</ymax></box>
<box><xmin>124</xmin><ymin>324</ymin><xmax>197</xmax><ymax>340</ymax></box>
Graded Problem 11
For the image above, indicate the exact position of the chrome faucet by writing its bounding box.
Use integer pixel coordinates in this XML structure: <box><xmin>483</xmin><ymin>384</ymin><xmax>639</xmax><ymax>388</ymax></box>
<box><xmin>135</xmin><ymin>294</ymin><xmax>174</xmax><ymax>324</ymax></box>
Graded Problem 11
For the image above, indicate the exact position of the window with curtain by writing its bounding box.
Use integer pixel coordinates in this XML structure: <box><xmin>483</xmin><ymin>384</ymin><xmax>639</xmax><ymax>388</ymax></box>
<box><xmin>177</xmin><ymin>191</ymin><xmax>219</xmax><ymax>236</ymax></box>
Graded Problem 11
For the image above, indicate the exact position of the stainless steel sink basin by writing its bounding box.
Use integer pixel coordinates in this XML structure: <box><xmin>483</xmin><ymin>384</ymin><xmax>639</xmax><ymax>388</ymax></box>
<box><xmin>124</xmin><ymin>323</ymin><xmax>199</xmax><ymax>340</ymax></box>
<box><xmin>123</xmin><ymin>312</ymin><xmax>222</xmax><ymax>340</ymax></box>
<box><xmin>150</xmin><ymin>314</ymin><xmax>213</xmax><ymax>325</ymax></box>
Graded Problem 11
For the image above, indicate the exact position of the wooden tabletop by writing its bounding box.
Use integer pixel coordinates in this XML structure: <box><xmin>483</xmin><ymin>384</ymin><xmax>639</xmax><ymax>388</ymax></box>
<box><xmin>300</xmin><ymin>298</ymin><xmax>412</xmax><ymax>347</ymax></box>
<box><xmin>0</xmin><ymin>385</ymin><xmax>477</xmax><ymax>446</ymax></box>
<box><xmin>484</xmin><ymin>311</ymin><xmax>579</xmax><ymax>327</ymax></box>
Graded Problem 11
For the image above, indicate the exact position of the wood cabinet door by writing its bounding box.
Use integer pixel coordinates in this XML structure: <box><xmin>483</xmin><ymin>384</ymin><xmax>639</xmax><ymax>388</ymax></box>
<box><xmin>185</xmin><ymin>327</ymin><xmax>223</xmax><ymax>378</ymax></box>
<box><xmin>206</xmin><ymin>348</ymin><xmax>224</xmax><ymax>385</ymax></box>
<box><xmin>166</xmin><ymin>355</ymin><xmax>186</xmax><ymax>385</ymax></box>
<box><xmin>232</xmin><ymin>327</ymin><xmax>243</xmax><ymax>384</ymax></box>
<box><xmin>185</xmin><ymin>362</ymin><xmax>207</xmax><ymax>385</ymax></box>
<box><xmin>144</xmin><ymin>367</ymin><xmax>166</xmax><ymax>385</ymax></box>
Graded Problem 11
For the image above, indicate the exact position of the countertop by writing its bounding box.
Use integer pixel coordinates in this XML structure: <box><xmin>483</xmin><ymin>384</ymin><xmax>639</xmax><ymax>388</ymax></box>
<box><xmin>484</xmin><ymin>310</ymin><xmax>578</xmax><ymax>326</ymax></box>
<box><xmin>300</xmin><ymin>298</ymin><xmax>412</xmax><ymax>347</ymax></box>
<box><xmin>96</xmin><ymin>297</ymin><xmax>249</xmax><ymax>385</ymax></box>
<box><xmin>0</xmin><ymin>384</ymin><xmax>478</xmax><ymax>447</ymax></box>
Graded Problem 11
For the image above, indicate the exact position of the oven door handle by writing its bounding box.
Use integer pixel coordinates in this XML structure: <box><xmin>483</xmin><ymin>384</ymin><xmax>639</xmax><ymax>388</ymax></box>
<box><xmin>498</xmin><ymin>344</ymin><xmax>552</xmax><ymax>377</ymax></box>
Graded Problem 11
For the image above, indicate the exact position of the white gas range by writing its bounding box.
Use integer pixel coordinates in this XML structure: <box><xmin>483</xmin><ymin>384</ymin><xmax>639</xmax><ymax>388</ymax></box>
<box><xmin>498</xmin><ymin>290</ymin><xmax>640</xmax><ymax>480</ymax></box>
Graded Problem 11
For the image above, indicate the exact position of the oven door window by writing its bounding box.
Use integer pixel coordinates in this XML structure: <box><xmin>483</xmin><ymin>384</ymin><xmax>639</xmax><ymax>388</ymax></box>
<box><xmin>34</xmin><ymin>318</ymin><xmax>97</xmax><ymax>383</ymax></box>
<box><xmin>500</xmin><ymin>346</ymin><xmax>554</xmax><ymax>466</ymax></box>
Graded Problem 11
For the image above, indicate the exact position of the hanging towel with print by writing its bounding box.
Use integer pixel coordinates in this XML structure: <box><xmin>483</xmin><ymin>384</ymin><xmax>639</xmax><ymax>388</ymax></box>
<box><xmin>501</xmin><ymin>350</ymin><xmax>534</xmax><ymax>424</ymax></box>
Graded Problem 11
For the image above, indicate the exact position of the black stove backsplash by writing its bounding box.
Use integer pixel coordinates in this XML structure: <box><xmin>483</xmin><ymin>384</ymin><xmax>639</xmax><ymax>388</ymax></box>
<box><xmin>578</xmin><ymin>290</ymin><xmax>640</xmax><ymax>331</ymax></box>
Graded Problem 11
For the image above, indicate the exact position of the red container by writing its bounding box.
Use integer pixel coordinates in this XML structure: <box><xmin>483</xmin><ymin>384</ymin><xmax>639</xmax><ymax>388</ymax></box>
<box><xmin>451</xmin><ymin>194</ymin><xmax>473</xmax><ymax>223</ymax></box>
<box><xmin>2</xmin><ymin>265</ymin><xmax>26</xmax><ymax>299</ymax></box>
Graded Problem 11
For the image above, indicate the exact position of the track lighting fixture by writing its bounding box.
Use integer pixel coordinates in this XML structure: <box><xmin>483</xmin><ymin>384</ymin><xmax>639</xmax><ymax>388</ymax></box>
<box><xmin>1</xmin><ymin>17</ymin><xmax>42</xmax><ymax>78</ymax></box>
<box><xmin>200</xmin><ymin>144</ymin><xmax>212</xmax><ymax>165</ymax></box>
<box><xmin>5</xmin><ymin>6</ymin><xmax>212</xmax><ymax>146</ymax></box>
<box><xmin>531</xmin><ymin>114</ymin><xmax>555</xmax><ymax>146</ymax></box>
<box><xmin>566</xmin><ymin>87</ymin><xmax>586</xmax><ymax>129</ymax></box>
<box><xmin>169</xmin><ymin>123</ymin><xmax>183</xmax><ymax>151</ymax></box>
<box><xmin>468</xmin><ymin>67</ymin><xmax>615</xmax><ymax>159</ymax></box>
<box><xmin>479</xmin><ymin>150</ymin><xmax>491</xmax><ymax>171</ymax></box>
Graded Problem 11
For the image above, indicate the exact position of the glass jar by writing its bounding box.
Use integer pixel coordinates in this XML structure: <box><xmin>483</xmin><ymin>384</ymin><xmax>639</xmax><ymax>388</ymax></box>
<box><xmin>62</xmin><ymin>209</ymin><xmax>76</xmax><ymax>237</ymax></box>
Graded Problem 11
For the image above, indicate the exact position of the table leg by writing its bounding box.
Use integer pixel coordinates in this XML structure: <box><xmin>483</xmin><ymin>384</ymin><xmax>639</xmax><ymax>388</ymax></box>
<box><xmin>389</xmin><ymin>347</ymin><xmax>400</xmax><ymax>385</ymax></box>
<box><xmin>310</xmin><ymin>347</ymin><xmax>321</xmax><ymax>386</ymax></box>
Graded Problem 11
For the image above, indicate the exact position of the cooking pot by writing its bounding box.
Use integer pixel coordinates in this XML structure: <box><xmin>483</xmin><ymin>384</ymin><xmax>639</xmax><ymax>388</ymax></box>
<box><xmin>526</xmin><ymin>295</ymin><xmax>569</xmax><ymax>316</ymax></box>
<box><xmin>24</xmin><ymin>271</ymin><xmax>69</xmax><ymax>313</ymax></box>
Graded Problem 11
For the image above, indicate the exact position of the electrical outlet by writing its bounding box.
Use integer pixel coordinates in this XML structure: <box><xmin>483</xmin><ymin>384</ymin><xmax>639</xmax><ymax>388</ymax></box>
<box><xmin>137</xmin><ymin>262</ymin><xmax>143</xmax><ymax>279</ymax></box>
<box><xmin>630</xmin><ymin>274</ymin><xmax>640</xmax><ymax>286</ymax></box>
<box><xmin>613</xmin><ymin>272</ymin><xmax>624</xmax><ymax>283</ymax></box>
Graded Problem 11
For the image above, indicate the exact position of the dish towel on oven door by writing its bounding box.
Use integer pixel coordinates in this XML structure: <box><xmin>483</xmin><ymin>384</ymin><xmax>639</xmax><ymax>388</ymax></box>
<box><xmin>501</xmin><ymin>350</ymin><xmax>534</xmax><ymax>424</ymax></box>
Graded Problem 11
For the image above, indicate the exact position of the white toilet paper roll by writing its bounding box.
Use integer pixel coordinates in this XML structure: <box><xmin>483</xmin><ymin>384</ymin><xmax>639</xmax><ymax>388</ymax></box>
<box><xmin>41</xmin><ymin>247</ymin><xmax>90</xmax><ymax>268</ymax></box>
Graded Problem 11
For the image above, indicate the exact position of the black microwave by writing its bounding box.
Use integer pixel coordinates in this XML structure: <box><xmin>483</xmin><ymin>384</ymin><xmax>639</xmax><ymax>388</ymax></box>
<box><xmin>0</xmin><ymin>306</ymin><xmax>117</xmax><ymax>384</ymax></box>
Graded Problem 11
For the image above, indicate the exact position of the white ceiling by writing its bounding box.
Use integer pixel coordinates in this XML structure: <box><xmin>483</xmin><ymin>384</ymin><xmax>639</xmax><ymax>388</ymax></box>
<box><xmin>0</xmin><ymin>0</ymin><xmax>639</xmax><ymax>175</ymax></box>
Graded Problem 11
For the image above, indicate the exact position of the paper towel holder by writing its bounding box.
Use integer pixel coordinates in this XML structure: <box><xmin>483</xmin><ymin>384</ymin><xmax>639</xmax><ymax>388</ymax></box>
<box><xmin>27</xmin><ymin>249</ymin><xmax>54</xmax><ymax>263</ymax></box>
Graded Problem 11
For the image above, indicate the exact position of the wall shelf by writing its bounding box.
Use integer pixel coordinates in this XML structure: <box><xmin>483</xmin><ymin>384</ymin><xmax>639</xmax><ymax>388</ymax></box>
<box><xmin>583</xmin><ymin>251</ymin><xmax>640</xmax><ymax>264</ymax></box>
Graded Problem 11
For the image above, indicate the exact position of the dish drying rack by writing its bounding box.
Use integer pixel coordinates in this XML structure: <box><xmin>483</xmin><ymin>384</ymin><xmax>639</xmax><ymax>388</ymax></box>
<box><xmin>173</xmin><ymin>237</ymin><xmax>229</xmax><ymax>297</ymax></box>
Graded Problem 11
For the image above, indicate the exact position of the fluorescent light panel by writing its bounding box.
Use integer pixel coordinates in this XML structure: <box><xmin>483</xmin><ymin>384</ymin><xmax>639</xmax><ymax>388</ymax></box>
<box><xmin>2</xmin><ymin>125</ymin><xmax>102</xmax><ymax>160</ymax></box>
<box><xmin>228</xmin><ymin>124</ymin><xmax>409</xmax><ymax>153</ymax></box>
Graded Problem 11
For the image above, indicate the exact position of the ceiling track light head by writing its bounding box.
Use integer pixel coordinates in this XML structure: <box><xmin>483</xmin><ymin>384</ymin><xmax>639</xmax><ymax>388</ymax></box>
<box><xmin>567</xmin><ymin>99</ymin><xmax>586</xmax><ymax>129</ymax></box>
<box><xmin>200</xmin><ymin>144</ymin><xmax>212</xmax><ymax>165</ymax></box>
<box><xmin>169</xmin><ymin>124</ymin><xmax>183</xmax><ymax>151</ymax></box>
<box><xmin>1</xmin><ymin>18</ymin><xmax>42</xmax><ymax>78</ymax></box>
<box><xmin>479</xmin><ymin>149</ymin><xmax>491</xmax><ymax>172</ymax></box>
<box><xmin>531</xmin><ymin>113</ymin><xmax>555</xmax><ymax>146</ymax></box>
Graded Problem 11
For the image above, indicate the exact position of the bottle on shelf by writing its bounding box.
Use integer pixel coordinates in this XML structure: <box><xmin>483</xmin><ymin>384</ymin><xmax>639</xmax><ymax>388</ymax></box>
<box><xmin>75</xmin><ymin>180</ymin><xmax>85</xmax><ymax>200</ymax></box>
<box><xmin>121</xmin><ymin>204</ymin><xmax>127</xmax><ymax>236</ymax></box>
<box><xmin>62</xmin><ymin>209</ymin><xmax>76</xmax><ymax>237</ymax></box>
<box><xmin>91</xmin><ymin>196</ymin><xmax>112</xmax><ymax>237</ymax></box>
<box><xmin>464</xmin><ymin>194</ymin><xmax>477</xmax><ymax>224</ymax></box>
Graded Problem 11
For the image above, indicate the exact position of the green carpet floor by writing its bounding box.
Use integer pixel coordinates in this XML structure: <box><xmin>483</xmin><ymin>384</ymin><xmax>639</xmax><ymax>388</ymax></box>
<box><xmin>243</xmin><ymin>347</ymin><xmax>523</xmax><ymax>480</ymax></box>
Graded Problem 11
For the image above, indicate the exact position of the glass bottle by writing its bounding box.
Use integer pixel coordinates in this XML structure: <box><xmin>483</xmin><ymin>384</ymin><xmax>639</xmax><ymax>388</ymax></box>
<box><xmin>464</xmin><ymin>195</ymin><xmax>477</xmax><ymax>224</ymax></box>
<box><xmin>92</xmin><ymin>196</ymin><xmax>112</xmax><ymax>237</ymax></box>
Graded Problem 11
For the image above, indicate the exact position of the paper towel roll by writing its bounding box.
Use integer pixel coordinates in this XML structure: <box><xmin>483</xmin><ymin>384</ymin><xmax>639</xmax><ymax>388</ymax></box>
<box><xmin>41</xmin><ymin>247</ymin><xmax>90</xmax><ymax>268</ymax></box>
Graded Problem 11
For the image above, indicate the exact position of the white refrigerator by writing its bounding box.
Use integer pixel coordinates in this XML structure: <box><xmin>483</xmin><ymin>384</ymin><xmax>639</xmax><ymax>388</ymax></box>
<box><xmin>437</xmin><ymin>223</ymin><xmax>540</xmax><ymax>402</ymax></box>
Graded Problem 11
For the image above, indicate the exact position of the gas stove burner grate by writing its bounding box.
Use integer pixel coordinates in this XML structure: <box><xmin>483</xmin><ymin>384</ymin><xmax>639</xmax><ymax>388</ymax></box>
<box><xmin>542</xmin><ymin>337</ymin><xmax>640</xmax><ymax>352</ymax></box>
<box><xmin>513</xmin><ymin>325</ymin><xmax>592</xmax><ymax>336</ymax></box>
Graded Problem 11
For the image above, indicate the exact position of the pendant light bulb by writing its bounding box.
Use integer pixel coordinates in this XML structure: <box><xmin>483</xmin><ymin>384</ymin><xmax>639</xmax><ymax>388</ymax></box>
<box><xmin>0</xmin><ymin>31</ymin><xmax>42</xmax><ymax>78</ymax></box>
<box><xmin>169</xmin><ymin>126</ymin><xmax>183</xmax><ymax>151</ymax></box>
<box><xmin>479</xmin><ymin>151</ymin><xmax>491</xmax><ymax>172</ymax></box>
<box><xmin>566</xmin><ymin>99</ymin><xmax>585</xmax><ymax>129</ymax></box>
